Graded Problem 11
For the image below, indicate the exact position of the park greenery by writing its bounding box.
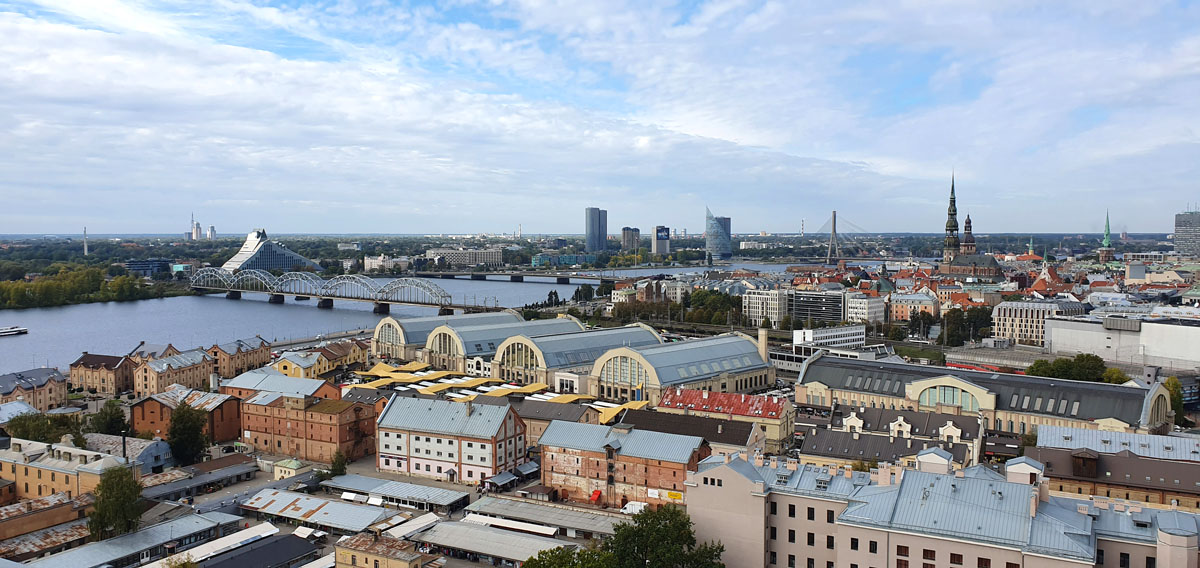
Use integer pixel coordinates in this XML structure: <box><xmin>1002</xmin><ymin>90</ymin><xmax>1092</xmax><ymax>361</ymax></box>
<box><xmin>1025</xmin><ymin>354</ymin><xmax>1125</xmax><ymax>383</ymax></box>
<box><xmin>167</xmin><ymin>403</ymin><xmax>209</xmax><ymax>466</ymax></box>
<box><xmin>524</xmin><ymin>506</ymin><xmax>724</xmax><ymax>568</ymax></box>
<box><xmin>88</xmin><ymin>466</ymin><xmax>143</xmax><ymax>541</ymax></box>
<box><xmin>0</xmin><ymin>266</ymin><xmax>177</xmax><ymax>309</ymax></box>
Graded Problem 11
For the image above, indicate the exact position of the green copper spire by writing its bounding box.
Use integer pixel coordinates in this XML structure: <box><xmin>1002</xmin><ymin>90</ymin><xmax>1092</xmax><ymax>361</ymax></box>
<box><xmin>1102</xmin><ymin>210</ymin><xmax>1112</xmax><ymax>248</ymax></box>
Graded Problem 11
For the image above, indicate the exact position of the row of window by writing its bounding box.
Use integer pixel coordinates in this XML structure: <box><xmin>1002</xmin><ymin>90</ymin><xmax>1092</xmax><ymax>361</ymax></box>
<box><xmin>769</xmin><ymin>528</ymin><xmax>834</xmax><ymax>549</ymax></box>
<box><xmin>769</xmin><ymin>501</ymin><xmax>836</xmax><ymax>523</ymax></box>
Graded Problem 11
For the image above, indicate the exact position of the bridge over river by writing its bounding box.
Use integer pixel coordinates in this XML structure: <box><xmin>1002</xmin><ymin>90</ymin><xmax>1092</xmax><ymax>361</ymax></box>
<box><xmin>190</xmin><ymin>268</ymin><xmax>502</xmax><ymax>314</ymax></box>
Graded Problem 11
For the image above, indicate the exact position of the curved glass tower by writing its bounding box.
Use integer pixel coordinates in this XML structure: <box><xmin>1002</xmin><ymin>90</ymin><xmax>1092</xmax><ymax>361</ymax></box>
<box><xmin>705</xmin><ymin>208</ymin><xmax>732</xmax><ymax>260</ymax></box>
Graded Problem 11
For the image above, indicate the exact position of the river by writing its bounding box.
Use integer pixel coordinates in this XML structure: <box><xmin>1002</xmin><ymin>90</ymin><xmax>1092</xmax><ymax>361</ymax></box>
<box><xmin>0</xmin><ymin>262</ymin><xmax>789</xmax><ymax>372</ymax></box>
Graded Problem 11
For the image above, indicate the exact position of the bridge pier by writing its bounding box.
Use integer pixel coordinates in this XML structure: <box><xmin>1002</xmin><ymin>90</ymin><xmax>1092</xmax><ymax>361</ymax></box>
<box><xmin>225</xmin><ymin>291</ymin><xmax>241</xmax><ymax>300</ymax></box>
<box><xmin>373</xmin><ymin>303</ymin><xmax>390</xmax><ymax>314</ymax></box>
<box><xmin>441</xmin><ymin>274</ymin><xmax>456</xmax><ymax>279</ymax></box>
<box><xmin>268</xmin><ymin>294</ymin><xmax>285</xmax><ymax>304</ymax></box>
<box><xmin>556</xmin><ymin>277</ymin><xmax>570</xmax><ymax>284</ymax></box>
<box><xmin>510</xmin><ymin>275</ymin><xmax>524</xmax><ymax>282</ymax></box>
<box><xmin>600</xmin><ymin>278</ymin><xmax>616</xmax><ymax>285</ymax></box>
<box><xmin>295</xmin><ymin>296</ymin><xmax>309</xmax><ymax>301</ymax></box>
<box><xmin>317</xmin><ymin>298</ymin><xmax>333</xmax><ymax>309</ymax></box>
<box><xmin>438</xmin><ymin>307</ymin><xmax>455</xmax><ymax>316</ymax></box>
<box><xmin>470</xmin><ymin>274</ymin><xmax>486</xmax><ymax>280</ymax></box>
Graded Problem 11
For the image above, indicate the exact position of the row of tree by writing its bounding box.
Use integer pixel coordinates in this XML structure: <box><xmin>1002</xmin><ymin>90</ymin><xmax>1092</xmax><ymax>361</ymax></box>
<box><xmin>0</xmin><ymin>266</ymin><xmax>169</xmax><ymax>308</ymax></box>
<box><xmin>1025</xmin><ymin>355</ymin><xmax>1188</xmax><ymax>425</ymax></box>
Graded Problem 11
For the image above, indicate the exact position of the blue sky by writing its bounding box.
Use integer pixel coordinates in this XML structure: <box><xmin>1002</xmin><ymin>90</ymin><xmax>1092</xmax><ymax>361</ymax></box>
<box><xmin>1</xmin><ymin>0</ymin><xmax>1198</xmax><ymax>235</ymax></box>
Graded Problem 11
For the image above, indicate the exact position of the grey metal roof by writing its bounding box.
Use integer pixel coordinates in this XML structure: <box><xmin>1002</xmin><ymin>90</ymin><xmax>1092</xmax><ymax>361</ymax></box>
<box><xmin>320</xmin><ymin>474</ymin><xmax>469</xmax><ymax>507</ymax></box>
<box><xmin>145</xmin><ymin>349</ymin><xmax>211</xmax><ymax>373</ymax></box>
<box><xmin>618</xmin><ymin>409</ymin><xmax>755</xmax><ymax>447</ymax></box>
<box><xmin>437</xmin><ymin>319</ymin><xmax>585</xmax><ymax>357</ymax></box>
<box><xmin>538</xmin><ymin>421</ymin><xmax>704</xmax><ymax>464</ymax></box>
<box><xmin>799</xmin><ymin>429</ymin><xmax>969</xmax><ymax>464</ymax></box>
<box><xmin>141</xmin><ymin>463</ymin><xmax>260</xmax><ymax>500</ymax></box>
<box><xmin>377</xmin><ymin>398</ymin><xmax>512</xmax><ymax>439</ymax></box>
<box><xmin>0</xmin><ymin>400</ymin><xmax>37</xmax><ymax>424</ymax></box>
<box><xmin>213</xmin><ymin>336</ymin><xmax>267</xmax><ymax>354</ymax></box>
<box><xmin>799</xmin><ymin>355</ymin><xmax>1155</xmax><ymax>427</ymax></box>
<box><xmin>386</xmin><ymin>312</ymin><xmax>522</xmax><ymax>345</ymax></box>
<box><xmin>1036</xmin><ymin>425</ymin><xmax>1200</xmax><ymax>462</ymax></box>
<box><xmin>28</xmin><ymin>512</ymin><xmax>235</xmax><ymax>568</ymax></box>
<box><xmin>626</xmin><ymin>333</ymin><xmax>768</xmax><ymax>386</ymax></box>
<box><xmin>240</xmin><ymin>489</ymin><xmax>396</xmax><ymax>532</ymax></box>
<box><xmin>515</xmin><ymin>325</ymin><xmax>662</xmax><ymax>369</ymax></box>
<box><xmin>413</xmin><ymin>521</ymin><xmax>576</xmax><ymax>561</ymax></box>
<box><xmin>465</xmin><ymin>496</ymin><xmax>623</xmax><ymax>535</ymax></box>
<box><xmin>221</xmin><ymin>368</ymin><xmax>328</xmax><ymax>396</ymax></box>
<box><xmin>0</xmin><ymin>368</ymin><xmax>65</xmax><ymax>396</ymax></box>
<box><xmin>473</xmin><ymin>397</ymin><xmax>594</xmax><ymax>423</ymax></box>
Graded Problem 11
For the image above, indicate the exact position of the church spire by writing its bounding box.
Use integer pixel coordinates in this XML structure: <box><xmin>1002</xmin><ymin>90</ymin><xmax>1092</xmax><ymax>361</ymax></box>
<box><xmin>943</xmin><ymin>174</ymin><xmax>960</xmax><ymax>263</ymax></box>
<box><xmin>1102</xmin><ymin>210</ymin><xmax>1112</xmax><ymax>248</ymax></box>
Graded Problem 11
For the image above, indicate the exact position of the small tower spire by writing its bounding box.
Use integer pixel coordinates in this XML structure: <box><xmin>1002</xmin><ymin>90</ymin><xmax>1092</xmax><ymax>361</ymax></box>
<box><xmin>1102</xmin><ymin>210</ymin><xmax>1112</xmax><ymax>248</ymax></box>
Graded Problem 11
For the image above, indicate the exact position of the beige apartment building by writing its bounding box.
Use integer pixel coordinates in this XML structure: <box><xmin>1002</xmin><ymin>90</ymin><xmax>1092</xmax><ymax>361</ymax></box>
<box><xmin>0</xmin><ymin>368</ymin><xmax>68</xmax><ymax>412</ymax></box>
<box><xmin>991</xmin><ymin>299</ymin><xmax>1086</xmax><ymax>346</ymax></box>
<box><xmin>688</xmin><ymin>452</ymin><xmax>1200</xmax><ymax>568</ymax></box>
<box><xmin>68</xmin><ymin>353</ymin><xmax>134</xmax><ymax>394</ymax></box>
<box><xmin>0</xmin><ymin>437</ymin><xmax>139</xmax><ymax>500</ymax></box>
<box><xmin>134</xmin><ymin>349</ymin><xmax>213</xmax><ymax>397</ymax></box>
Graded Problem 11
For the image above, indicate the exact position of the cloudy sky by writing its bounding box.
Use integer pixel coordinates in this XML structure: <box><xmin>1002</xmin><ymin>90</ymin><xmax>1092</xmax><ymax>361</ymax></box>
<box><xmin>2</xmin><ymin>1</ymin><xmax>1198</xmax><ymax>236</ymax></box>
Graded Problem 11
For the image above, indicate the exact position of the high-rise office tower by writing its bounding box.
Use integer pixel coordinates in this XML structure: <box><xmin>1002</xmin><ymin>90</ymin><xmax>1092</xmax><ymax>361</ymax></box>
<box><xmin>207</xmin><ymin>225</ymin><xmax>216</xmax><ymax>240</ymax></box>
<box><xmin>652</xmin><ymin>226</ymin><xmax>670</xmax><ymax>255</ymax></box>
<box><xmin>585</xmin><ymin>207</ymin><xmax>608</xmax><ymax>253</ymax></box>
<box><xmin>1176</xmin><ymin>209</ymin><xmax>1200</xmax><ymax>256</ymax></box>
<box><xmin>705</xmin><ymin>208</ymin><xmax>732</xmax><ymax>260</ymax></box>
<box><xmin>621</xmin><ymin>227</ymin><xmax>641</xmax><ymax>251</ymax></box>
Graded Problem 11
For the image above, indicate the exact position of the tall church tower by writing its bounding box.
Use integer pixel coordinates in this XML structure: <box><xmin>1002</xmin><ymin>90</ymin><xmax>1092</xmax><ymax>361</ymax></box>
<box><xmin>959</xmin><ymin>214</ymin><xmax>976</xmax><ymax>255</ymax></box>
<box><xmin>943</xmin><ymin>175</ymin><xmax>960</xmax><ymax>263</ymax></box>
<box><xmin>1098</xmin><ymin>210</ymin><xmax>1115</xmax><ymax>262</ymax></box>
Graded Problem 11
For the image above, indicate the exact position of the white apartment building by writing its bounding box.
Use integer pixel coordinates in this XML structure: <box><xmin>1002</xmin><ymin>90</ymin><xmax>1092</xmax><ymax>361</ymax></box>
<box><xmin>364</xmin><ymin>254</ymin><xmax>410</xmax><ymax>272</ymax></box>
<box><xmin>991</xmin><ymin>300</ymin><xmax>1086</xmax><ymax>347</ymax></box>
<box><xmin>424</xmin><ymin>248</ymin><xmax>503</xmax><ymax>267</ymax></box>
<box><xmin>845</xmin><ymin>294</ymin><xmax>886</xmax><ymax>324</ymax></box>
<box><xmin>376</xmin><ymin>398</ymin><xmax>525</xmax><ymax>485</ymax></box>
<box><xmin>742</xmin><ymin>289</ymin><xmax>787</xmax><ymax>327</ymax></box>
<box><xmin>793</xmin><ymin>324</ymin><xmax>866</xmax><ymax>349</ymax></box>
<box><xmin>663</xmin><ymin>280</ymin><xmax>693</xmax><ymax>304</ymax></box>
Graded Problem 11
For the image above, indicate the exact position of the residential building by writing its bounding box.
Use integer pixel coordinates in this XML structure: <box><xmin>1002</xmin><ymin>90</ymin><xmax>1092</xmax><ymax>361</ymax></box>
<box><xmin>364</xmin><ymin>254</ymin><xmax>409</xmax><ymax>272</ymax></box>
<box><xmin>123</xmin><ymin>258</ymin><xmax>171</xmax><ymax>277</ymax></box>
<box><xmin>373</xmin><ymin>312</ymin><xmax>523</xmax><ymax>360</ymax></box>
<box><xmin>538</xmin><ymin>421</ymin><xmax>709</xmax><ymax>508</ymax></box>
<box><xmin>1045</xmin><ymin>315</ymin><xmax>1200</xmax><ymax>372</ymax></box>
<box><xmin>240</xmin><ymin>394</ymin><xmax>375</xmax><ymax>463</ymax></box>
<box><xmin>793</xmin><ymin>324</ymin><xmax>865</xmax><ymax>349</ymax></box>
<box><xmin>0</xmin><ymin>368</ymin><xmax>68</xmax><ymax>412</ymax></box>
<box><xmin>618</xmin><ymin>408</ymin><xmax>765</xmax><ymax>457</ymax></box>
<box><xmin>740</xmin><ymin>241</ymin><xmax>770</xmax><ymax>250</ymax></box>
<box><xmin>219</xmin><ymin>367</ymin><xmax>340</xmax><ymax>400</ymax></box>
<box><xmin>743</xmin><ymin>289</ymin><xmax>787</xmax><ymax>328</ymax></box>
<box><xmin>797</xmin><ymin>428</ymin><xmax>970</xmax><ymax>470</ymax></box>
<box><xmin>423</xmin><ymin>248</ymin><xmax>503</xmax><ymax>267</ymax></box>
<box><xmin>376</xmin><ymin>398</ymin><xmax>526</xmax><ymax>485</ymax></box>
<box><xmin>272</xmin><ymin>458</ymin><xmax>311</xmax><ymax>481</ymax></box>
<box><xmin>133</xmin><ymin>349</ymin><xmax>213</xmax><ymax>397</ymax></box>
<box><xmin>652</xmin><ymin>226</ymin><xmax>670</xmax><ymax>256</ymax></box>
<box><xmin>272</xmin><ymin>352</ymin><xmax>326</xmax><ymax>378</ymax></box>
<box><xmin>656</xmin><ymin>388</ymin><xmax>796</xmax><ymax>454</ymax></box>
<box><xmin>68</xmin><ymin>353</ymin><xmax>134</xmax><ymax>395</ymax></box>
<box><xmin>334</xmin><ymin>532</ymin><xmax>427</xmax><ymax>568</ymax></box>
<box><xmin>0</xmin><ymin>437</ymin><xmax>140</xmax><ymax>500</ymax></box>
<box><xmin>1024</xmin><ymin>425</ymin><xmax>1200</xmax><ymax>510</ymax></box>
<box><xmin>620</xmin><ymin>227</ymin><xmax>640</xmax><ymax>251</ymax></box>
<box><xmin>992</xmin><ymin>299</ymin><xmax>1086</xmax><ymax>346</ymax></box>
<box><xmin>889</xmin><ymin>292</ymin><xmax>940</xmax><ymax>322</ymax></box>
<box><xmin>205</xmin><ymin>337</ymin><xmax>270</xmax><ymax>379</ymax></box>
<box><xmin>585</xmin><ymin>207</ymin><xmax>608</xmax><ymax>253</ymax></box>
<box><xmin>586</xmin><ymin>333</ymin><xmax>774</xmax><ymax>405</ymax></box>
<box><xmin>1175</xmin><ymin>209</ymin><xmax>1200</xmax><ymax>256</ymax></box>
<box><xmin>788</xmin><ymin>290</ymin><xmax>847</xmax><ymax>325</ymax></box>
<box><xmin>26</xmin><ymin>511</ymin><xmax>242</xmax><ymax>568</ymax></box>
<box><xmin>273</xmin><ymin>340</ymin><xmax>370</xmax><ymax>380</ymax></box>
<box><xmin>81</xmin><ymin>433</ymin><xmax>173</xmax><ymax>475</ymax></box>
<box><xmin>796</xmin><ymin>354</ymin><xmax>1174</xmax><ymax>435</ymax></box>
<box><xmin>472</xmin><ymin>396</ymin><xmax>602</xmax><ymax>449</ymax></box>
<box><xmin>490</xmin><ymin>324</ymin><xmax>663</xmax><ymax>385</ymax></box>
<box><xmin>705</xmin><ymin>208</ymin><xmax>732</xmax><ymax>260</ymax></box>
<box><xmin>844</xmin><ymin>294</ymin><xmax>886</xmax><ymax>324</ymax></box>
<box><xmin>423</xmin><ymin>317</ymin><xmax>585</xmax><ymax>374</ymax></box>
<box><xmin>131</xmin><ymin>384</ymin><xmax>241</xmax><ymax>443</ymax></box>
<box><xmin>221</xmin><ymin>229</ymin><xmax>320</xmax><ymax>272</ymax></box>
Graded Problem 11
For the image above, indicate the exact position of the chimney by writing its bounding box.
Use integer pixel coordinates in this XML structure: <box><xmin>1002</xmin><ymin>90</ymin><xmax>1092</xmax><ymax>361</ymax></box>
<box><xmin>717</xmin><ymin>424</ymin><xmax>723</xmax><ymax>435</ymax></box>
<box><xmin>724</xmin><ymin>452</ymin><xmax>734</xmax><ymax>464</ymax></box>
<box><xmin>1029</xmin><ymin>488</ymin><xmax>1038</xmax><ymax>518</ymax></box>
<box><xmin>702</xmin><ymin>391</ymin><xmax>708</xmax><ymax>399</ymax></box>
<box><xmin>906</xmin><ymin>438</ymin><xmax>912</xmax><ymax>449</ymax></box>
<box><xmin>758</xmin><ymin>327</ymin><xmax>769</xmax><ymax>362</ymax></box>
<box><xmin>769</xmin><ymin>457</ymin><xmax>778</xmax><ymax>469</ymax></box>
<box><xmin>844</xmin><ymin>467</ymin><xmax>852</xmax><ymax>478</ymax></box>
<box><xmin>853</xmin><ymin>431</ymin><xmax>859</xmax><ymax>440</ymax></box>
<box><xmin>465</xmin><ymin>400</ymin><xmax>473</xmax><ymax>416</ymax></box>
<box><xmin>786</xmin><ymin>458</ymin><xmax>798</xmax><ymax>471</ymax></box>
<box><xmin>753</xmin><ymin>451</ymin><xmax>764</xmax><ymax>467</ymax></box>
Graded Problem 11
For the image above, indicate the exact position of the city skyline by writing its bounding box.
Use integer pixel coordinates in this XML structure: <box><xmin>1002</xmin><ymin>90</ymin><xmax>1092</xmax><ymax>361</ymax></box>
<box><xmin>2</xmin><ymin>2</ymin><xmax>1199</xmax><ymax>234</ymax></box>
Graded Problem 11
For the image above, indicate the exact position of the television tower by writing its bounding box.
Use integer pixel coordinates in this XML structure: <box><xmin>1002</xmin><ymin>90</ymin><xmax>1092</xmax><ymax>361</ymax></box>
<box><xmin>83</xmin><ymin>227</ymin><xmax>88</xmax><ymax>256</ymax></box>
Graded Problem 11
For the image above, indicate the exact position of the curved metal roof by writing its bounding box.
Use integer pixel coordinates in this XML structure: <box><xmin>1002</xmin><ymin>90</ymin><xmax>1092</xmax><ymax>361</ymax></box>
<box><xmin>435</xmin><ymin>318</ymin><xmax>584</xmax><ymax>357</ymax></box>
<box><xmin>513</xmin><ymin>325</ymin><xmax>662</xmax><ymax>369</ymax></box>
<box><xmin>625</xmin><ymin>334</ymin><xmax>767</xmax><ymax>386</ymax></box>
<box><xmin>380</xmin><ymin>312</ymin><xmax>522</xmax><ymax>346</ymax></box>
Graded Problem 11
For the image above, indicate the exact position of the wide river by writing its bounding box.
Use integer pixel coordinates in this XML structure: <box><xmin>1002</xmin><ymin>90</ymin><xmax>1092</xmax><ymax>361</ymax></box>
<box><xmin>0</xmin><ymin>263</ymin><xmax>788</xmax><ymax>371</ymax></box>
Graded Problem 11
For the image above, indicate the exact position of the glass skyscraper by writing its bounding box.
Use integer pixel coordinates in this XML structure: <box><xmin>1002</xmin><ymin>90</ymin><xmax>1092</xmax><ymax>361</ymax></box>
<box><xmin>585</xmin><ymin>207</ymin><xmax>608</xmax><ymax>253</ymax></box>
<box><xmin>705</xmin><ymin>207</ymin><xmax>732</xmax><ymax>260</ymax></box>
<box><xmin>1176</xmin><ymin>211</ymin><xmax>1200</xmax><ymax>256</ymax></box>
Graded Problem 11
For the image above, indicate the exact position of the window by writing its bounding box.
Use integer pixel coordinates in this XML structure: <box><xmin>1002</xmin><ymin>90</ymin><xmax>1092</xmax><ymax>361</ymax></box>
<box><xmin>925</xmin><ymin>564</ymin><xmax>935</xmax><ymax>568</ymax></box>
<box><xmin>923</xmin><ymin>550</ymin><xmax>936</xmax><ymax>561</ymax></box>
<box><xmin>870</xmin><ymin>541</ymin><xmax>878</xmax><ymax>554</ymax></box>
<box><xmin>351</xmin><ymin>556</ymin><xmax>357</xmax><ymax>566</ymax></box>
<box><xmin>1006</xmin><ymin>564</ymin><xmax>1019</xmax><ymax>568</ymax></box>
<box><xmin>807</xmin><ymin>533</ymin><xmax>815</xmax><ymax>546</ymax></box>
<box><xmin>770</xmin><ymin>552</ymin><xmax>777</xmax><ymax>565</ymax></box>
<box><xmin>898</xmin><ymin>546</ymin><xmax>909</xmax><ymax>558</ymax></box>
<box><xmin>951</xmin><ymin>553</ymin><xmax>963</xmax><ymax>565</ymax></box>
<box><xmin>1120</xmin><ymin>553</ymin><xmax>1130</xmax><ymax>568</ymax></box>
<box><xmin>827</xmin><ymin>509</ymin><xmax>835</xmax><ymax>523</ymax></box>
<box><xmin>827</xmin><ymin>536</ymin><xmax>835</xmax><ymax>549</ymax></box>
<box><xmin>788</xmin><ymin>529</ymin><xmax>794</xmax><ymax>543</ymax></box>
<box><xmin>374</xmin><ymin>561</ymin><xmax>379</xmax><ymax>568</ymax></box>
<box><xmin>851</xmin><ymin>538</ymin><xmax>860</xmax><ymax>551</ymax></box>
<box><xmin>788</xmin><ymin>555</ymin><xmax>796</xmax><ymax>568</ymax></box>
<box><xmin>806</xmin><ymin>506</ymin><xmax>813</xmax><ymax>520</ymax></box>
<box><xmin>977</xmin><ymin>559</ymin><xmax>990</xmax><ymax>568</ymax></box>
<box><xmin>771</xmin><ymin>502</ymin><xmax>778</xmax><ymax>515</ymax></box>
<box><xmin>898</xmin><ymin>561</ymin><xmax>909</xmax><ymax>568</ymax></box>
<box><xmin>789</xmin><ymin>504</ymin><xmax>796</xmax><ymax>518</ymax></box>
<box><xmin>770</xmin><ymin>527</ymin><xmax>777</xmax><ymax>540</ymax></box>
<box><xmin>1147</xmin><ymin>558</ymin><xmax>1156</xmax><ymax>568</ymax></box>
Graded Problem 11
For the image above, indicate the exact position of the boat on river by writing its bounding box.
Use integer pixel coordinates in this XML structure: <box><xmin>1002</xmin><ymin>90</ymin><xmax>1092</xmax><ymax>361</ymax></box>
<box><xmin>0</xmin><ymin>326</ymin><xmax>28</xmax><ymax>336</ymax></box>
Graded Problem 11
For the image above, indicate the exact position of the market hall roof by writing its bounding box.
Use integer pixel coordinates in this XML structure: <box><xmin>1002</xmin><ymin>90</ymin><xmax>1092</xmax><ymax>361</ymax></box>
<box><xmin>495</xmin><ymin>324</ymin><xmax>662</xmax><ymax>370</ymax></box>
<box><xmin>798</xmin><ymin>354</ymin><xmax>1163</xmax><ymax>428</ymax></box>
<box><xmin>596</xmin><ymin>333</ymin><xmax>769</xmax><ymax>386</ymax></box>
<box><xmin>375</xmin><ymin>311</ymin><xmax>523</xmax><ymax>346</ymax></box>
<box><xmin>427</xmin><ymin>317</ymin><xmax>585</xmax><ymax>358</ymax></box>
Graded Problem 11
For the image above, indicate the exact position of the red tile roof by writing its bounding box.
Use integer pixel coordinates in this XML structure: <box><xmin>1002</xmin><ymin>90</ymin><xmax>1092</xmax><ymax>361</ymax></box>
<box><xmin>657</xmin><ymin>388</ymin><xmax>790</xmax><ymax>419</ymax></box>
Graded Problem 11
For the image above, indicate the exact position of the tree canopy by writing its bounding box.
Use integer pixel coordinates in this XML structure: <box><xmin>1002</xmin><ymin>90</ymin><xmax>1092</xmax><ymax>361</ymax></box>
<box><xmin>167</xmin><ymin>403</ymin><xmax>209</xmax><ymax>466</ymax></box>
<box><xmin>330</xmin><ymin>449</ymin><xmax>348</xmax><ymax>476</ymax></box>
<box><xmin>90</xmin><ymin>400</ymin><xmax>131</xmax><ymax>436</ymax></box>
<box><xmin>5</xmin><ymin>413</ymin><xmax>86</xmax><ymax>447</ymax></box>
<box><xmin>1026</xmin><ymin>354</ymin><xmax>1110</xmax><ymax>382</ymax></box>
<box><xmin>88</xmin><ymin>466</ymin><xmax>142</xmax><ymax>540</ymax></box>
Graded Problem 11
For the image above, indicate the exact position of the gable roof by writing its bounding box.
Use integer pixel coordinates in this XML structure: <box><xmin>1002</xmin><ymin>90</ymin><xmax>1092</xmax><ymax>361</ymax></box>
<box><xmin>144</xmin><ymin>384</ymin><xmax>234</xmax><ymax>412</ymax></box>
<box><xmin>799</xmin><ymin>428</ymin><xmax>969</xmax><ymax>464</ymax></box>
<box><xmin>377</xmin><ymin>398</ymin><xmax>511</xmax><ymax>439</ymax></box>
<box><xmin>618</xmin><ymin>409</ymin><xmax>754</xmax><ymax>447</ymax></box>
<box><xmin>626</xmin><ymin>334</ymin><xmax>768</xmax><ymax>385</ymax></box>
<box><xmin>657</xmin><ymin>388</ymin><xmax>789</xmax><ymax>419</ymax></box>
<box><xmin>69</xmin><ymin>353</ymin><xmax>127</xmax><ymax>370</ymax></box>
<box><xmin>0</xmin><ymin>368</ymin><xmax>65</xmax><ymax>395</ymax></box>
<box><xmin>538</xmin><ymin>421</ymin><xmax>704</xmax><ymax>464</ymax></box>
<box><xmin>144</xmin><ymin>349</ymin><xmax>211</xmax><ymax>373</ymax></box>
<box><xmin>222</xmin><ymin>367</ymin><xmax>329</xmax><ymax>397</ymax></box>
<box><xmin>211</xmin><ymin>337</ymin><xmax>267</xmax><ymax>355</ymax></box>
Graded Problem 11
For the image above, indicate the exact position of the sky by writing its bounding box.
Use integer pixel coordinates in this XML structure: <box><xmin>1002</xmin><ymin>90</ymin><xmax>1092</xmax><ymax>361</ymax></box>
<box><xmin>2</xmin><ymin>1</ymin><xmax>1199</xmax><ymax>236</ymax></box>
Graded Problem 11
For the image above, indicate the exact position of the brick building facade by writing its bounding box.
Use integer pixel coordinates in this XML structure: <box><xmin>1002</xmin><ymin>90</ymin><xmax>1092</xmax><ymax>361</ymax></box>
<box><xmin>131</xmin><ymin>385</ymin><xmax>241</xmax><ymax>443</ymax></box>
<box><xmin>241</xmin><ymin>394</ymin><xmax>375</xmax><ymax>464</ymax></box>
<box><xmin>206</xmin><ymin>337</ymin><xmax>271</xmax><ymax>379</ymax></box>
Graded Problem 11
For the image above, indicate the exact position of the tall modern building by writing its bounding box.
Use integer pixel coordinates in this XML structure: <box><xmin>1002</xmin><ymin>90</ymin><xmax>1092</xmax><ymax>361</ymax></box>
<box><xmin>705</xmin><ymin>208</ymin><xmax>732</xmax><ymax>260</ymax></box>
<box><xmin>620</xmin><ymin>227</ymin><xmax>640</xmax><ymax>251</ymax></box>
<box><xmin>1176</xmin><ymin>210</ymin><xmax>1200</xmax><ymax>256</ymax></box>
<box><xmin>584</xmin><ymin>207</ymin><xmax>608</xmax><ymax>253</ymax></box>
<box><xmin>651</xmin><ymin>226</ymin><xmax>670</xmax><ymax>256</ymax></box>
<box><xmin>207</xmin><ymin>225</ymin><xmax>216</xmax><ymax>240</ymax></box>
<box><xmin>189</xmin><ymin>213</ymin><xmax>202</xmax><ymax>241</ymax></box>
<box><xmin>221</xmin><ymin>229</ymin><xmax>321</xmax><ymax>272</ymax></box>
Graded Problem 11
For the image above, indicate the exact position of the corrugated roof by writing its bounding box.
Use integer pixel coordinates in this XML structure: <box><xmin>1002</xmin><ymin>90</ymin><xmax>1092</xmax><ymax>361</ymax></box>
<box><xmin>465</xmin><ymin>496</ymin><xmax>624</xmax><ymax>535</ymax></box>
<box><xmin>240</xmin><ymin>489</ymin><xmax>396</xmax><ymax>532</ymax></box>
<box><xmin>320</xmin><ymin>474</ymin><xmax>469</xmax><ymax>507</ymax></box>
<box><xmin>306</xmin><ymin>399</ymin><xmax>355</xmax><ymax>414</ymax></box>
<box><xmin>538</xmin><ymin>421</ymin><xmax>703</xmax><ymax>464</ymax></box>
<box><xmin>657</xmin><ymin>388</ymin><xmax>788</xmax><ymax>419</ymax></box>
<box><xmin>1036</xmin><ymin>425</ymin><xmax>1200</xmax><ymax>462</ymax></box>
<box><xmin>626</xmin><ymin>334</ymin><xmax>768</xmax><ymax>385</ymax></box>
<box><xmin>28</xmin><ymin>512</ymin><xmax>235</xmax><ymax>568</ymax></box>
<box><xmin>223</xmin><ymin>368</ymin><xmax>328</xmax><ymax>397</ymax></box>
<box><xmin>147</xmin><ymin>385</ymin><xmax>234</xmax><ymax>412</ymax></box>
<box><xmin>413</xmin><ymin>521</ymin><xmax>576</xmax><ymax>561</ymax></box>
<box><xmin>512</xmin><ymin>325</ymin><xmax>662</xmax><ymax>369</ymax></box>
<box><xmin>381</xmin><ymin>312</ymin><xmax>523</xmax><ymax>346</ymax></box>
<box><xmin>434</xmin><ymin>318</ymin><xmax>585</xmax><ymax>357</ymax></box>
<box><xmin>145</xmin><ymin>349</ymin><xmax>211</xmax><ymax>373</ymax></box>
<box><xmin>377</xmin><ymin>398</ymin><xmax>511</xmax><ymax>438</ymax></box>
<box><xmin>0</xmin><ymin>519</ymin><xmax>89</xmax><ymax>559</ymax></box>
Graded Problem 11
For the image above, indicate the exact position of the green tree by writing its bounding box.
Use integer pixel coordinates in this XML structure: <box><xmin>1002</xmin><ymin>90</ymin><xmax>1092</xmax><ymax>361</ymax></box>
<box><xmin>88</xmin><ymin>466</ymin><xmax>142</xmax><ymax>540</ymax></box>
<box><xmin>167</xmin><ymin>403</ymin><xmax>209</xmax><ymax>466</ymax></box>
<box><xmin>1101</xmin><ymin>367</ymin><xmax>1130</xmax><ymax>384</ymax></box>
<box><xmin>851</xmin><ymin>458</ymin><xmax>878</xmax><ymax>472</ymax></box>
<box><xmin>89</xmin><ymin>400</ymin><xmax>130</xmax><ymax>436</ymax></box>
<box><xmin>760</xmin><ymin>317</ymin><xmax>772</xmax><ymax>329</ymax></box>
<box><xmin>330</xmin><ymin>449</ymin><xmax>348</xmax><ymax>476</ymax></box>
<box><xmin>1165</xmin><ymin>376</ymin><xmax>1186</xmax><ymax>426</ymax></box>
<box><xmin>606</xmin><ymin>506</ymin><xmax>724</xmax><ymax>568</ymax></box>
<box><xmin>524</xmin><ymin>547</ymin><xmax>616</xmax><ymax>568</ymax></box>
<box><xmin>6</xmin><ymin>413</ymin><xmax>86</xmax><ymax>446</ymax></box>
<box><xmin>1019</xmin><ymin>428</ymin><xmax>1038</xmax><ymax>455</ymax></box>
<box><xmin>780</xmin><ymin>315</ymin><xmax>793</xmax><ymax>331</ymax></box>
<box><xmin>887</xmin><ymin>325</ymin><xmax>907</xmax><ymax>341</ymax></box>
<box><xmin>1068</xmin><ymin>354</ymin><xmax>1107</xmax><ymax>382</ymax></box>
<box><xmin>1026</xmin><ymin>360</ymin><xmax>1053</xmax><ymax>377</ymax></box>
